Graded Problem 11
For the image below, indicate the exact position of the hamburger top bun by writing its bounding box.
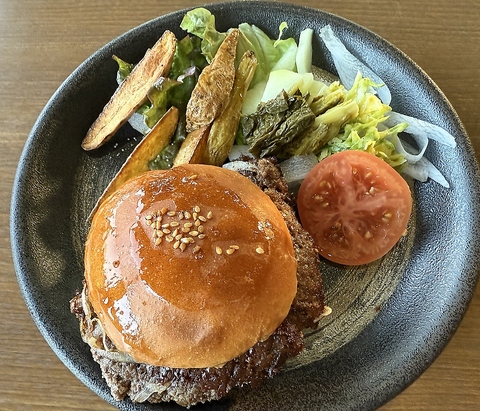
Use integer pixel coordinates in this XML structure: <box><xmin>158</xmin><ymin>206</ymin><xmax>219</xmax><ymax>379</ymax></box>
<box><xmin>84</xmin><ymin>164</ymin><xmax>297</xmax><ymax>369</ymax></box>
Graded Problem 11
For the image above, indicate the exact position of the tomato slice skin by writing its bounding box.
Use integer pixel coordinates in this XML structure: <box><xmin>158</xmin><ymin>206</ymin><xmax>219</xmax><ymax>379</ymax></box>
<box><xmin>297</xmin><ymin>151</ymin><xmax>412</xmax><ymax>266</ymax></box>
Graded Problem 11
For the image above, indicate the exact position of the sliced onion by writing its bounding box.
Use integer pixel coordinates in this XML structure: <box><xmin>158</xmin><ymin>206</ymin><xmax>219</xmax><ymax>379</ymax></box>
<box><xmin>92</xmin><ymin>347</ymin><xmax>136</xmax><ymax>364</ymax></box>
<box><xmin>222</xmin><ymin>160</ymin><xmax>259</xmax><ymax>173</ymax></box>
<box><xmin>319</xmin><ymin>25</ymin><xmax>392</xmax><ymax>105</ymax></box>
<box><xmin>127</xmin><ymin>112</ymin><xmax>151</xmax><ymax>135</ymax></box>
<box><xmin>130</xmin><ymin>381</ymin><xmax>170</xmax><ymax>403</ymax></box>
<box><xmin>384</xmin><ymin>111</ymin><xmax>456</xmax><ymax>148</ymax></box>
<box><xmin>392</xmin><ymin>133</ymin><xmax>429</xmax><ymax>164</ymax></box>
<box><xmin>279</xmin><ymin>154</ymin><xmax>318</xmax><ymax>192</ymax></box>
<box><xmin>227</xmin><ymin>144</ymin><xmax>254</xmax><ymax>161</ymax></box>
<box><xmin>402</xmin><ymin>159</ymin><xmax>450</xmax><ymax>188</ymax></box>
<box><xmin>400</xmin><ymin>139</ymin><xmax>450</xmax><ymax>188</ymax></box>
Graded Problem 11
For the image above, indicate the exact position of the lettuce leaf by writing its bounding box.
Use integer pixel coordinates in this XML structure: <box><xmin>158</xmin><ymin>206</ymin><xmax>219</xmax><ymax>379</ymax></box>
<box><xmin>141</xmin><ymin>78</ymin><xmax>179</xmax><ymax>129</ymax></box>
<box><xmin>319</xmin><ymin>122</ymin><xmax>407</xmax><ymax>169</ymax></box>
<box><xmin>180</xmin><ymin>7</ymin><xmax>227</xmax><ymax>63</ymax></box>
<box><xmin>112</xmin><ymin>55</ymin><xmax>134</xmax><ymax>82</ymax></box>
<box><xmin>237</xmin><ymin>22</ymin><xmax>297</xmax><ymax>88</ymax></box>
<box><xmin>148</xmin><ymin>111</ymin><xmax>187</xmax><ymax>170</ymax></box>
<box><xmin>169</xmin><ymin>35</ymin><xmax>207</xmax><ymax>80</ymax></box>
<box><xmin>180</xmin><ymin>7</ymin><xmax>297</xmax><ymax>88</ymax></box>
<box><xmin>141</xmin><ymin>69</ymin><xmax>196</xmax><ymax>129</ymax></box>
<box><xmin>319</xmin><ymin>74</ymin><xmax>407</xmax><ymax>168</ymax></box>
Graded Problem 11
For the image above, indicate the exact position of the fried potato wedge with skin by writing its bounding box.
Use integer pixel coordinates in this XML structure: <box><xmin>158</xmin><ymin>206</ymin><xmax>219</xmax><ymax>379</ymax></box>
<box><xmin>185</xmin><ymin>29</ymin><xmax>239</xmax><ymax>133</ymax></box>
<box><xmin>88</xmin><ymin>107</ymin><xmax>179</xmax><ymax>220</ymax></box>
<box><xmin>82</xmin><ymin>30</ymin><xmax>177</xmax><ymax>151</ymax></box>
<box><xmin>205</xmin><ymin>51</ymin><xmax>258</xmax><ymax>166</ymax></box>
<box><xmin>173</xmin><ymin>125</ymin><xmax>211</xmax><ymax>166</ymax></box>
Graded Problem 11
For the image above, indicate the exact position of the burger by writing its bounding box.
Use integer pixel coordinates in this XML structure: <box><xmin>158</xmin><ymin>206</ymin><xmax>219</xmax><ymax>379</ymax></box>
<box><xmin>71</xmin><ymin>159</ymin><xmax>325</xmax><ymax>407</ymax></box>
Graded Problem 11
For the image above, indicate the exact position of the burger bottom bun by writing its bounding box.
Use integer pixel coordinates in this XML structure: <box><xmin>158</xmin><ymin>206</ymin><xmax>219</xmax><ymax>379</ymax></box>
<box><xmin>84</xmin><ymin>164</ymin><xmax>298</xmax><ymax>368</ymax></box>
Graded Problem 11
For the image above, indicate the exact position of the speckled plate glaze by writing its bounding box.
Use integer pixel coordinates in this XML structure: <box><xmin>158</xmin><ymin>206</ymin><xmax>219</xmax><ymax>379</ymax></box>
<box><xmin>10</xmin><ymin>2</ymin><xmax>480</xmax><ymax>410</ymax></box>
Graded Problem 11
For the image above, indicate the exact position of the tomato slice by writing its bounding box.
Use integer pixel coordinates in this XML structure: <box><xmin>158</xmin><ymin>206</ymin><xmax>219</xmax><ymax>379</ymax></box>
<box><xmin>297</xmin><ymin>151</ymin><xmax>412</xmax><ymax>265</ymax></box>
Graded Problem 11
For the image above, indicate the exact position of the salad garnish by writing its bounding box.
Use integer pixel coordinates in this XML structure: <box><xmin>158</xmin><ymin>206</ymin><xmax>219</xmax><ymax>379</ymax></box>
<box><xmin>81</xmin><ymin>7</ymin><xmax>458</xmax><ymax>263</ymax></box>
<box><xmin>90</xmin><ymin>7</ymin><xmax>455</xmax><ymax>188</ymax></box>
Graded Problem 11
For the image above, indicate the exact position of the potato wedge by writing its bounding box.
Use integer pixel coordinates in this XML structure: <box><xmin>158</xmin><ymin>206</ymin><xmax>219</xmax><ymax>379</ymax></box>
<box><xmin>173</xmin><ymin>125</ymin><xmax>211</xmax><ymax>166</ymax></box>
<box><xmin>82</xmin><ymin>30</ymin><xmax>177</xmax><ymax>151</ymax></box>
<box><xmin>205</xmin><ymin>51</ymin><xmax>258</xmax><ymax>166</ymax></box>
<box><xmin>88</xmin><ymin>106</ymin><xmax>179</xmax><ymax>219</ymax></box>
<box><xmin>185</xmin><ymin>29</ymin><xmax>239</xmax><ymax>132</ymax></box>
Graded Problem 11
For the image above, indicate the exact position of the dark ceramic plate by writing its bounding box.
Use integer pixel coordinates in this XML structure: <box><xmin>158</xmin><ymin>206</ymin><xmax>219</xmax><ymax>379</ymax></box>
<box><xmin>10</xmin><ymin>2</ymin><xmax>480</xmax><ymax>410</ymax></box>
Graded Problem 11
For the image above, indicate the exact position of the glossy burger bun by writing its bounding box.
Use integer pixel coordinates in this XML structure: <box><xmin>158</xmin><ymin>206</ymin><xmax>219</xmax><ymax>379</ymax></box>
<box><xmin>84</xmin><ymin>164</ymin><xmax>298</xmax><ymax>369</ymax></box>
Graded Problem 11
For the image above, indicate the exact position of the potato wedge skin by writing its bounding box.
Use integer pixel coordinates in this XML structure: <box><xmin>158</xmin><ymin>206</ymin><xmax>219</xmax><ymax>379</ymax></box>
<box><xmin>82</xmin><ymin>30</ymin><xmax>177</xmax><ymax>151</ymax></box>
<box><xmin>185</xmin><ymin>29</ymin><xmax>239</xmax><ymax>133</ymax></box>
<box><xmin>173</xmin><ymin>125</ymin><xmax>211</xmax><ymax>166</ymax></box>
<box><xmin>88</xmin><ymin>107</ymin><xmax>179</xmax><ymax>219</ymax></box>
<box><xmin>205</xmin><ymin>51</ymin><xmax>258</xmax><ymax>166</ymax></box>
